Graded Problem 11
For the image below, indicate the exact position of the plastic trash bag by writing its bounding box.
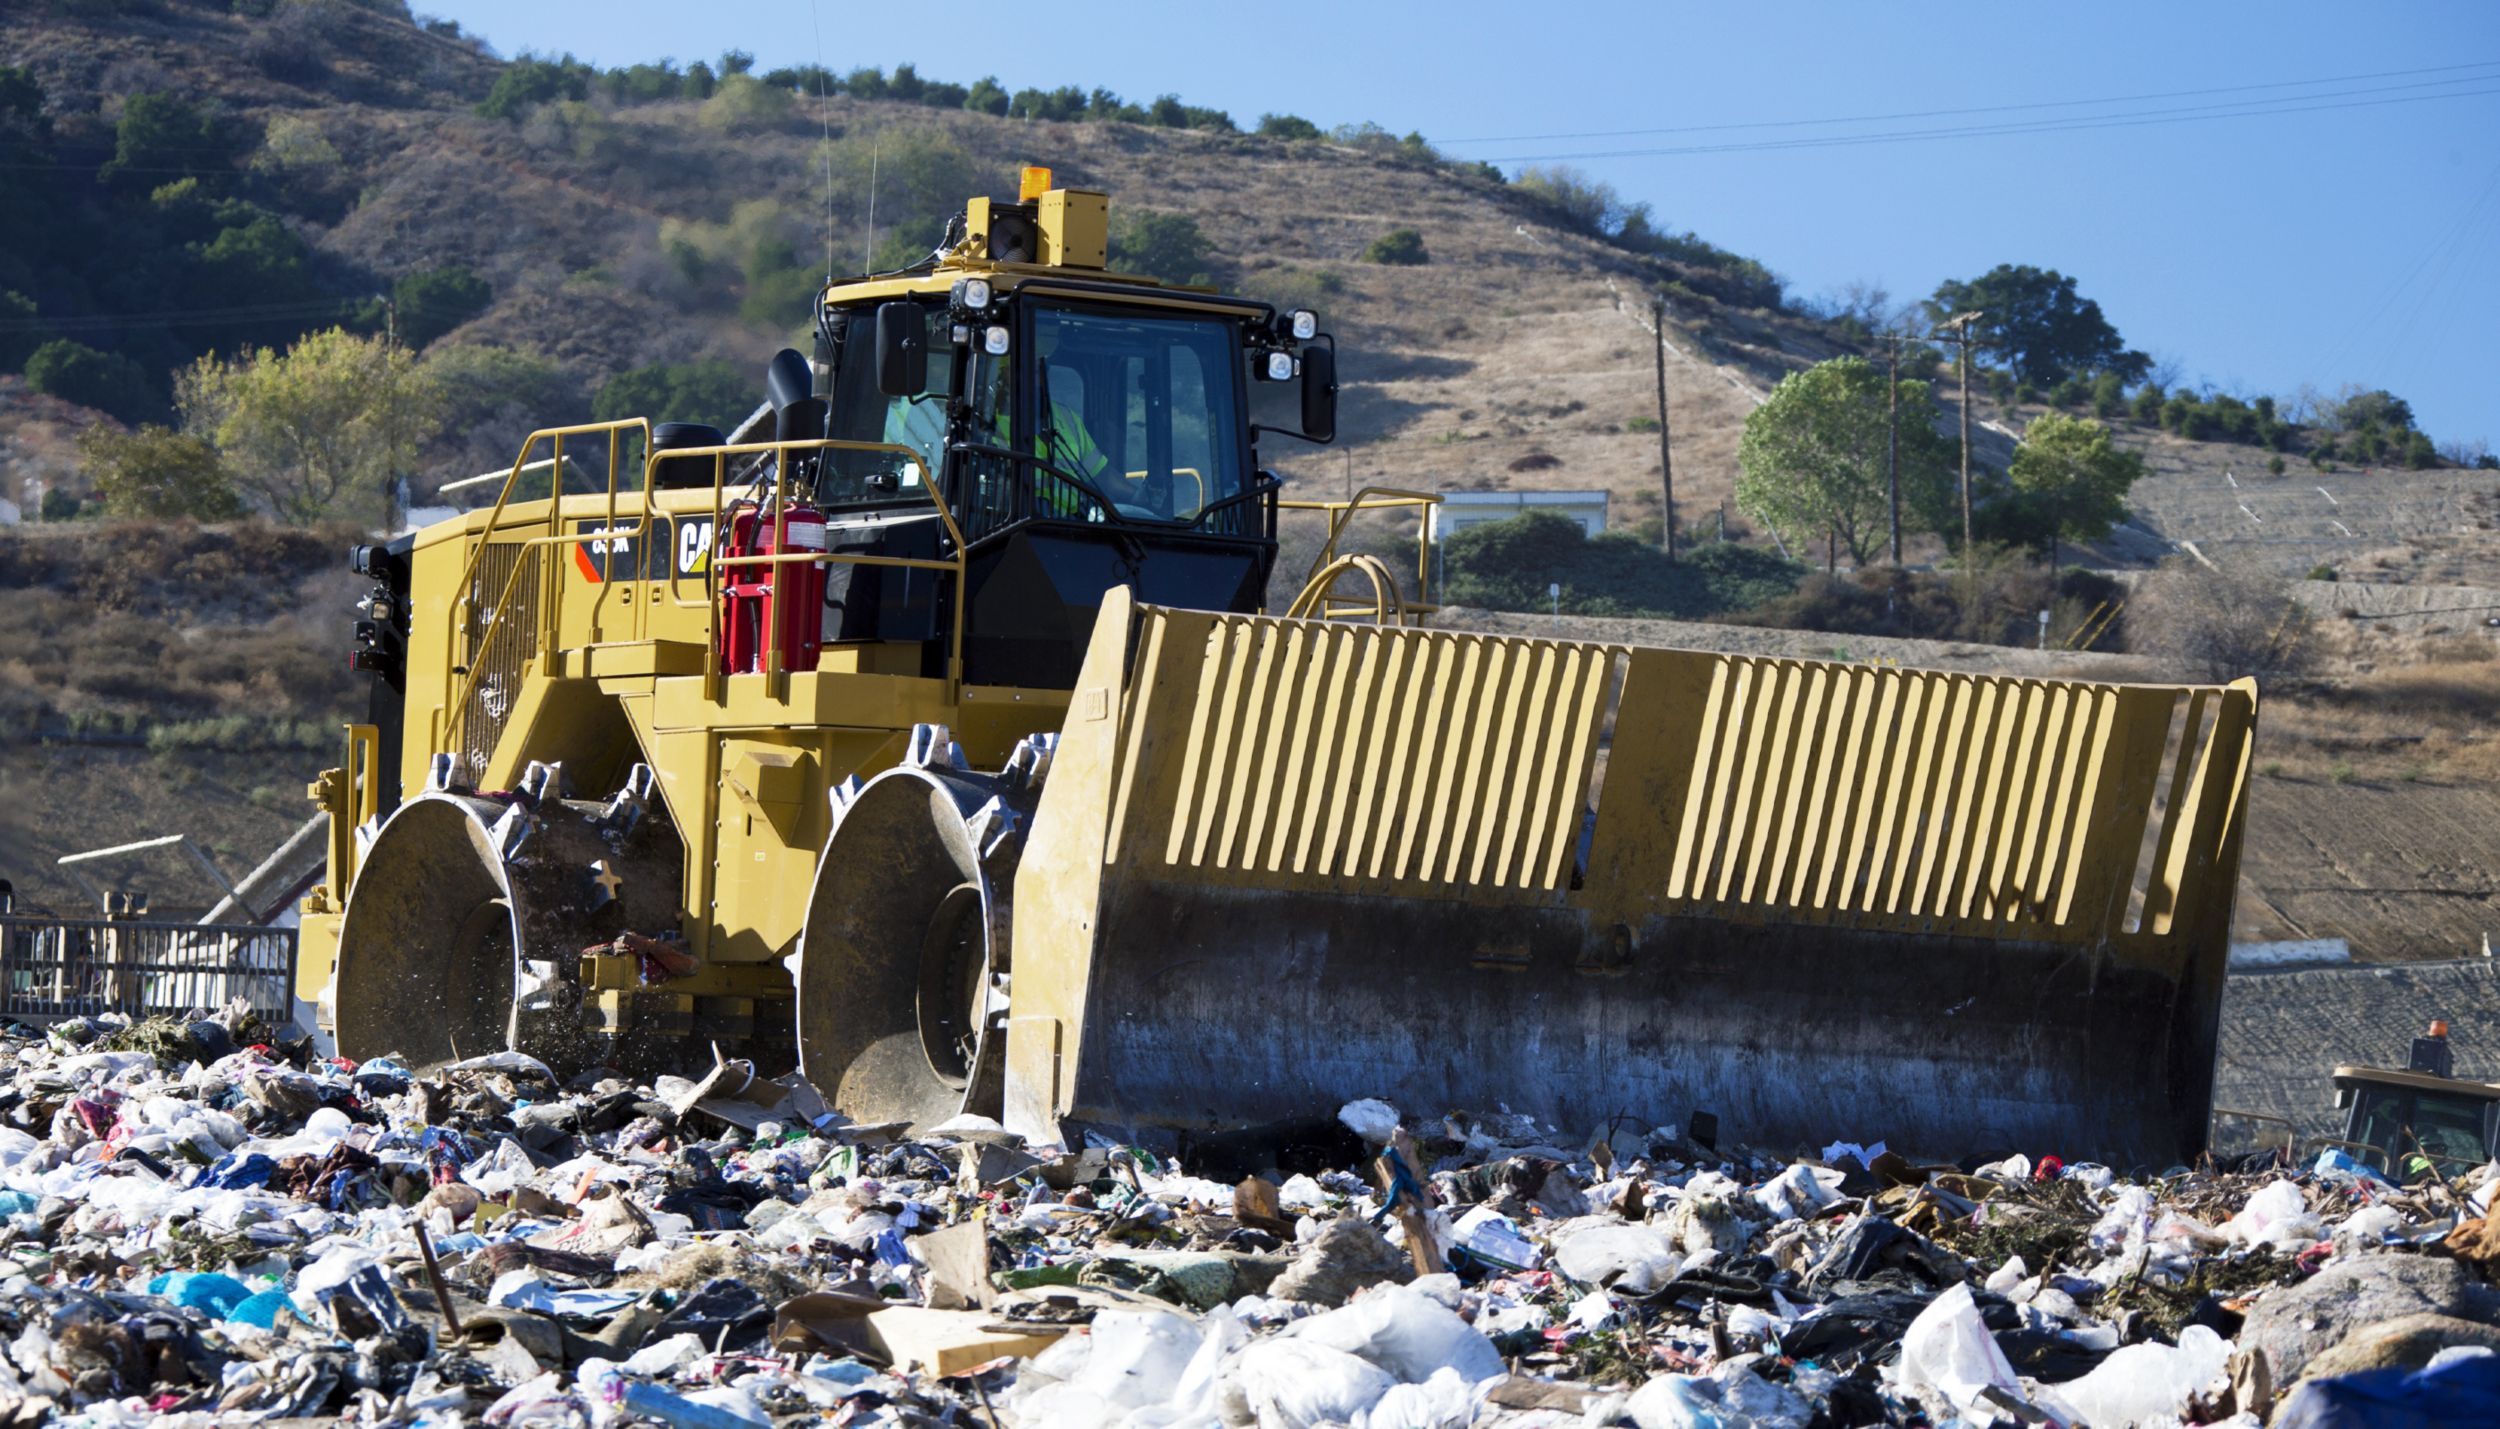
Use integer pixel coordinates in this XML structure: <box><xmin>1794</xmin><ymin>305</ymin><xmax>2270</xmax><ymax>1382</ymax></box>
<box><xmin>2275</xmin><ymin>1344</ymin><xmax>2500</xmax><ymax>1429</ymax></box>
<box><xmin>146</xmin><ymin>1270</ymin><xmax>252</xmax><ymax>1319</ymax></box>
<box><xmin>1750</xmin><ymin>1163</ymin><xmax>1845</xmax><ymax>1223</ymax></box>
<box><xmin>2225</xmin><ymin>1179</ymin><xmax>2323</xmax><ymax>1249</ymax></box>
<box><xmin>1357</xmin><ymin>1366</ymin><xmax>1484</xmax><ymax>1428</ymax></box>
<box><xmin>2038</xmin><ymin>1324</ymin><xmax>2231</xmax><ymax>1427</ymax></box>
<box><xmin>1283</xmin><ymin>1283</ymin><xmax>1505</xmax><ymax>1384</ymax></box>
<box><xmin>1073</xmin><ymin>1310</ymin><xmax>1205</xmax><ymax>1411</ymax></box>
<box><xmin>1623</xmin><ymin>1373</ymin><xmax>1731</xmax><ymax>1429</ymax></box>
<box><xmin>1235</xmin><ymin>1338</ymin><xmax>1398</xmax><ymax>1429</ymax></box>
<box><xmin>1339</xmin><ymin>1099</ymin><xmax>1401</xmax><ymax>1144</ymax></box>
<box><xmin>1892</xmin><ymin>1283</ymin><xmax>2025</xmax><ymax>1416</ymax></box>
<box><xmin>1450</xmin><ymin>1205</ymin><xmax>1541</xmax><ymax>1271</ymax></box>
<box><xmin>1551</xmin><ymin>1222</ymin><xmax>1683</xmax><ymax>1293</ymax></box>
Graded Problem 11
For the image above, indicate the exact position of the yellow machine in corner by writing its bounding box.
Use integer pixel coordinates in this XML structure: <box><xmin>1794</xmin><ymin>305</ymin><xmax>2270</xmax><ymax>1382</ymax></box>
<box><xmin>300</xmin><ymin>170</ymin><xmax>2262</xmax><ymax>1166</ymax></box>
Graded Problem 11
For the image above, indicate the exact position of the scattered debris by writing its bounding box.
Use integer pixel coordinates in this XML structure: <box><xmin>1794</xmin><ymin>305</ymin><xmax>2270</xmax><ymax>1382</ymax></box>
<box><xmin>8</xmin><ymin>1007</ymin><xmax>2500</xmax><ymax>1425</ymax></box>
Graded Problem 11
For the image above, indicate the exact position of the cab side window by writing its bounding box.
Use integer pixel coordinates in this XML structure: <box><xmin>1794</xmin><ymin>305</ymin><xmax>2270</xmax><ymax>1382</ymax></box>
<box><xmin>822</xmin><ymin>304</ymin><xmax>953</xmax><ymax>506</ymax></box>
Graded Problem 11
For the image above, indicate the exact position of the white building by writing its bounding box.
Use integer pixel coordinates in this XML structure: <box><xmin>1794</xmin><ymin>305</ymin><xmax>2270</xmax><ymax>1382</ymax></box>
<box><xmin>1425</xmin><ymin>489</ymin><xmax>1611</xmax><ymax>545</ymax></box>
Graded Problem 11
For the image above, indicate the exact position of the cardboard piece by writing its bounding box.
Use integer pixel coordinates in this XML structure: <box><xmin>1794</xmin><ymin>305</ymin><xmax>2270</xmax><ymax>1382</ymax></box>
<box><xmin>1234</xmin><ymin>1176</ymin><xmax>1291</xmax><ymax>1236</ymax></box>
<box><xmin>916</xmin><ymin>1219</ymin><xmax>996</xmax><ymax>1311</ymax></box>
<box><xmin>960</xmin><ymin>1140</ymin><xmax>1046</xmax><ymax>1188</ymax></box>
<box><xmin>863</xmin><ymin>1307</ymin><xmax>1064</xmax><ymax>1377</ymax></box>
<box><xmin>657</xmin><ymin>1052</ymin><xmax>837</xmax><ymax>1132</ymax></box>
<box><xmin>772</xmin><ymin>1287</ymin><xmax>890</xmax><ymax>1361</ymax></box>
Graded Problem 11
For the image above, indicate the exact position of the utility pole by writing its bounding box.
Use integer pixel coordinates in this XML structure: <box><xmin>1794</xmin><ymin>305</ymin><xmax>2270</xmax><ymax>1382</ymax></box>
<box><xmin>1935</xmin><ymin>311</ymin><xmax>1983</xmax><ymax>559</ymax></box>
<box><xmin>1651</xmin><ymin>295</ymin><xmax>1676</xmax><ymax>561</ymax></box>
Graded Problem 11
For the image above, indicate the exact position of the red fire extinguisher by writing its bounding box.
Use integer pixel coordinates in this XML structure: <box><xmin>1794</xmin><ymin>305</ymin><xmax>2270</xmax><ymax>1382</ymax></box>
<box><xmin>718</xmin><ymin>500</ymin><xmax>828</xmax><ymax>674</ymax></box>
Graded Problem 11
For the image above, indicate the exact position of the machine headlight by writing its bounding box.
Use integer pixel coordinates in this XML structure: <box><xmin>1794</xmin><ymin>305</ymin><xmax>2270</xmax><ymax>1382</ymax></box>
<box><xmin>1288</xmin><ymin>309</ymin><xmax>1318</xmax><ymax>341</ymax></box>
<box><xmin>984</xmin><ymin>325</ymin><xmax>1011</xmax><ymax>355</ymax></box>
<box><xmin>954</xmin><ymin>277</ymin><xmax>992</xmax><ymax>311</ymax></box>
<box><xmin>1265</xmin><ymin>351</ymin><xmax>1296</xmax><ymax>381</ymax></box>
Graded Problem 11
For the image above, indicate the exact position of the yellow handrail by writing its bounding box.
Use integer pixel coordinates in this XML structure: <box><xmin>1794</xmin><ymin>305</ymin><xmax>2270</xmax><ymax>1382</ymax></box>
<box><xmin>439</xmin><ymin>430</ymin><xmax>961</xmax><ymax>763</ymax></box>
<box><xmin>439</xmin><ymin>419</ymin><xmax>649</xmax><ymax>757</ymax></box>
<box><xmin>1287</xmin><ymin>553</ymin><xmax>1408</xmax><ymax>624</ymax></box>
<box><xmin>1278</xmin><ymin>485</ymin><xmax>1444</xmax><ymax>621</ymax></box>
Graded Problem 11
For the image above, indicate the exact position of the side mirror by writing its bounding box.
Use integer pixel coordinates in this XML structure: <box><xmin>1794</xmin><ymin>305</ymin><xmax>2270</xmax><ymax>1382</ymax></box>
<box><xmin>874</xmin><ymin>302</ymin><xmax>926</xmax><ymax>397</ymax></box>
<box><xmin>1299</xmin><ymin>343</ymin><xmax>1337</xmax><ymax>444</ymax></box>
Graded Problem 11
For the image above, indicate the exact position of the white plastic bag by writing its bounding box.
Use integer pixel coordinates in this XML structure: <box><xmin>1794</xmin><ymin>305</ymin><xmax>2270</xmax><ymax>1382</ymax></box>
<box><xmin>1451</xmin><ymin>1205</ymin><xmax>1541</xmax><ymax>1270</ymax></box>
<box><xmin>2039</xmin><ymin>1324</ymin><xmax>2232</xmax><ymax>1427</ymax></box>
<box><xmin>1356</xmin><ymin>1366</ymin><xmax>1483</xmax><ymax>1428</ymax></box>
<box><xmin>2224</xmin><ymin>1179</ymin><xmax>2323</xmax><ymax>1249</ymax></box>
<box><xmin>1750</xmin><ymin>1163</ymin><xmax>1845</xmax><ymax>1222</ymax></box>
<box><xmin>1892</xmin><ymin>1282</ymin><xmax>2024</xmax><ymax>1416</ymax></box>
<box><xmin>1624</xmin><ymin>1374</ymin><xmax>1729</xmax><ymax>1429</ymax></box>
<box><xmin>1284</xmin><ymin>1283</ymin><xmax>1505</xmax><ymax>1384</ymax></box>
<box><xmin>1235</xmin><ymin>1338</ymin><xmax>1397</xmax><ymax>1429</ymax></box>
<box><xmin>1339</xmin><ymin>1099</ymin><xmax>1401</xmax><ymax>1144</ymax></box>
<box><xmin>1551</xmin><ymin>1222</ymin><xmax>1683</xmax><ymax>1294</ymax></box>
<box><xmin>1073</xmin><ymin>1311</ymin><xmax>1206</xmax><ymax>1411</ymax></box>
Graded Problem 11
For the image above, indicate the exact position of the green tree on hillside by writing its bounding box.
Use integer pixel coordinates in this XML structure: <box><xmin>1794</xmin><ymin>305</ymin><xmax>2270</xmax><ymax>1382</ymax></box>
<box><xmin>1109</xmin><ymin>210</ymin><xmax>1216</xmax><ymax>286</ymax></box>
<box><xmin>2006</xmin><ymin>412</ymin><xmax>2146</xmax><ymax>569</ymax></box>
<box><xmin>25</xmin><ymin>340</ymin><xmax>160</xmax><ymax>424</ymax></box>
<box><xmin>1361</xmin><ymin>229</ymin><xmax>1430</xmax><ymax>265</ymax></box>
<box><xmin>177</xmin><ymin>328</ymin><xmax>445</xmax><ymax>524</ymax></box>
<box><xmin>1926</xmin><ymin>265</ymin><xmax>2149</xmax><ymax>388</ymax></box>
<box><xmin>392</xmin><ymin>266</ymin><xmax>492</xmax><ymax>350</ymax></box>
<box><xmin>1257</xmin><ymin>113</ymin><xmax>1323</xmax><ymax>141</ymax></box>
<box><xmin>100</xmin><ymin>93</ymin><xmax>232</xmax><ymax>189</ymax></box>
<box><xmin>963</xmin><ymin>77</ymin><xmax>1011</xmax><ymax>115</ymax></box>
<box><xmin>1736</xmin><ymin>357</ymin><xmax>1956</xmax><ymax>567</ymax></box>
<box><xmin>78</xmin><ymin>424</ymin><xmax>246</xmax><ymax>520</ymax></box>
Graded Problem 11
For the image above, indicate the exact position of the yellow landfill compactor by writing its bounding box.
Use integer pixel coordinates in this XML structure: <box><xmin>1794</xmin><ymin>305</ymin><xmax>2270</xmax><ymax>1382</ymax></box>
<box><xmin>297</xmin><ymin>171</ymin><xmax>2260</xmax><ymax>1167</ymax></box>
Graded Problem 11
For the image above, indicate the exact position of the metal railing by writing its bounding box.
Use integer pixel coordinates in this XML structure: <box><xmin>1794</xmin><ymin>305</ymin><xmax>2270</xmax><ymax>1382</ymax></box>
<box><xmin>1279</xmin><ymin>486</ymin><xmax>1442</xmax><ymax>623</ymax></box>
<box><xmin>0</xmin><ymin>916</ymin><xmax>298</xmax><ymax>1029</ymax></box>
<box><xmin>438</xmin><ymin>425</ymin><xmax>965</xmax><ymax>762</ymax></box>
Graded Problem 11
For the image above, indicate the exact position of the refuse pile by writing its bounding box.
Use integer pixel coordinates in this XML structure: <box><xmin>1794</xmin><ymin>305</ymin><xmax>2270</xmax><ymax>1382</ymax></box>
<box><xmin>5</xmin><ymin>1010</ymin><xmax>2500</xmax><ymax>1427</ymax></box>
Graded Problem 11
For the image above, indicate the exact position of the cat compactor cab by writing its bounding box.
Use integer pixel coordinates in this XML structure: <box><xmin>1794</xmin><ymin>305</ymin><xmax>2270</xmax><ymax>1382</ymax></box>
<box><xmin>301</xmin><ymin>171</ymin><xmax>2261</xmax><ymax>1167</ymax></box>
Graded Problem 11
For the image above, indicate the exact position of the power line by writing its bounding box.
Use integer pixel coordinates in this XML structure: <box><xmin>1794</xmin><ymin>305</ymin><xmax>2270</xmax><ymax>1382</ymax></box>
<box><xmin>1457</xmin><ymin>81</ymin><xmax>2500</xmax><ymax>163</ymax></box>
<box><xmin>1436</xmin><ymin>58</ymin><xmax>2500</xmax><ymax>145</ymax></box>
<box><xmin>0</xmin><ymin>298</ymin><xmax>360</xmax><ymax>333</ymax></box>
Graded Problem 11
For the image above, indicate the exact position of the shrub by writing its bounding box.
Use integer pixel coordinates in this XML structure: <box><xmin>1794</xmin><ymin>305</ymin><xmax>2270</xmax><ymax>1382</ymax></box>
<box><xmin>2268</xmin><ymin>454</ymin><xmax>2286</xmax><ymax>475</ymax></box>
<box><xmin>2132</xmin><ymin>557</ymin><xmax>2315</xmax><ymax>681</ymax></box>
<box><xmin>2090</xmin><ymin>373</ymin><xmax>2127</xmax><ymax>418</ymax></box>
<box><xmin>25</xmin><ymin>340</ymin><xmax>160</xmax><ymax>424</ymax></box>
<box><xmin>1441</xmin><ymin>509</ymin><xmax>1804</xmax><ymax>619</ymax></box>
<box><xmin>476</xmin><ymin>53</ymin><xmax>594</xmax><ymax>121</ymax></box>
<box><xmin>1359</xmin><ymin>228</ymin><xmax>1429</xmax><ymax>266</ymax></box>
<box><xmin>78</xmin><ymin>424</ymin><xmax>245</xmax><ymax>519</ymax></box>
<box><xmin>1257</xmin><ymin>113</ymin><xmax>1322</xmax><ymax>141</ymax></box>
<box><xmin>392</xmin><ymin>266</ymin><xmax>491</xmax><ymax>349</ymax></box>
<box><xmin>2130</xmin><ymin>383</ymin><xmax>2164</xmax><ymax>423</ymax></box>
<box><xmin>963</xmin><ymin>76</ymin><xmax>1010</xmax><ymax>115</ymax></box>
<box><xmin>1109</xmin><ymin>210</ymin><xmax>1216</xmax><ymax>286</ymax></box>
<box><xmin>700</xmin><ymin>72</ymin><xmax>795</xmax><ymax>134</ymax></box>
<box><xmin>591</xmin><ymin>358</ymin><xmax>752</xmax><ymax>430</ymax></box>
<box><xmin>1625</xmin><ymin>415</ymin><xmax>1660</xmax><ymax>433</ymax></box>
<box><xmin>0</xmin><ymin>290</ymin><xmax>42</xmax><ymax>373</ymax></box>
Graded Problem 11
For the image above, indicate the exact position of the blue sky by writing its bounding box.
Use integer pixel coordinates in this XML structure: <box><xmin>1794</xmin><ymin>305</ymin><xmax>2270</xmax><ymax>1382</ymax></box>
<box><xmin>425</xmin><ymin>1</ymin><xmax>2498</xmax><ymax>450</ymax></box>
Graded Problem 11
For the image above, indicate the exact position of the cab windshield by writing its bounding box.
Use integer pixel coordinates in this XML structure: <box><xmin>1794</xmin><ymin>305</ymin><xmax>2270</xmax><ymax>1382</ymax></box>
<box><xmin>1018</xmin><ymin>304</ymin><xmax>1245</xmax><ymax>524</ymax></box>
<box><xmin>2348</xmin><ymin>1084</ymin><xmax>2493</xmax><ymax>1176</ymax></box>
